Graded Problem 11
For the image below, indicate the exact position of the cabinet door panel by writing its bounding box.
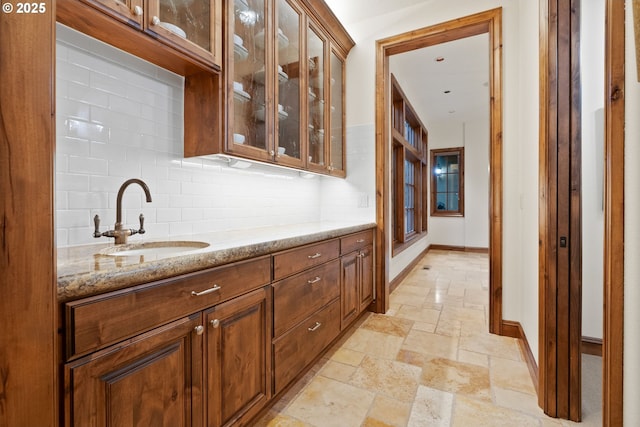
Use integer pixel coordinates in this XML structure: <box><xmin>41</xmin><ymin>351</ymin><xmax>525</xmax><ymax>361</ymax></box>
<box><xmin>65</xmin><ymin>314</ymin><xmax>203</xmax><ymax>427</ymax></box>
<box><xmin>206</xmin><ymin>287</ymin><xmax>271</xmax><ymax>427</ymax></box>
<box><xmin>275</xmin><ymin>0</ymin><xmax>304</xmax><ymax>167</ymax></box>
<box><xmin>329</xmin><ymin>49</ymin><xmax>345</xmax><ymax>175</ymax></box>
<box><xmin>228</xmin><ymin>0</ymin><xmax>270</xmax><ymax>159</ymax></box>
<box><xmin>307</xmin><ymin>24</ymin><xmax>326</xmax><ymax>170</ymax></box>
<box><xmin>359</xmin><ymin>245</ymin><xmax>374</xmax><ymax>311</ymax></box>
<box><xmin>80</xmin><ymin>0</ymin><xmax>143</xmax><ymax>28</ymax></box>
<box><xmin>147</xmin><ymin>0</ymin><xmax>222</xmax><ymax>66</ymax></box>
<box><xmin>340</xmin><ymin>251</ymin><xmax>359</xmax><ymax>330</ymax></box>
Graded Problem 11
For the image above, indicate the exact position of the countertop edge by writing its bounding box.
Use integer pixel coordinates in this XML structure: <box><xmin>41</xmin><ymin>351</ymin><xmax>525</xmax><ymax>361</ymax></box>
<box><xmin>58</xmin><ymin>223</ymin><xmax>376</xmax><ymax>302</ymax></box>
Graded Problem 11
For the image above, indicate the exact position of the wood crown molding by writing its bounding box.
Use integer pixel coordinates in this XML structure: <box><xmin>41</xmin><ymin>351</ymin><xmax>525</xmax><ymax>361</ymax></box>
<box><xmin>299</xmin><ymin>0</ymin><xmax>355</xmax><ymax>56</ymax></box>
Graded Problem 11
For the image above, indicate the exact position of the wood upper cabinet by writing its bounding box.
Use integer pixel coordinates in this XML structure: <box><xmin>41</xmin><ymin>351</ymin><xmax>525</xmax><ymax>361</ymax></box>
<box><xmin>64</xmin><ymin>314</ymin><xmax>204</xmax><ymax>427</ymax></box>
<box><xmin>146</xmin><ymin>0</ymin><xmax>223</xmax><ymax>67</ymax></box>
<box><xmin>58</xmin><ymin>0</ymin><xmax>222</xmax><ymax>71</ymax></box>
<box><xmin>215</xmin><ymin>0</ymin><xmax>353</xmax><ymax>176</ymax></box>
<box><xmin>205</xmin><ymin>287</ymin><xmax>272</xmax><ymax>427</ymax></box>
<box><xmin>80</xmin><ymin>0</ymin><xmax>144</xmax><ymax>28</ymax></box>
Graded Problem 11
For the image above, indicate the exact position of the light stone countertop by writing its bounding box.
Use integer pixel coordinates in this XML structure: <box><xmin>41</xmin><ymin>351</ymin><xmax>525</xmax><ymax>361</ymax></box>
<box><xmin>57</xmin><ymin>221</ymin><xmax>376</xmax><ymax>302</ymax></box>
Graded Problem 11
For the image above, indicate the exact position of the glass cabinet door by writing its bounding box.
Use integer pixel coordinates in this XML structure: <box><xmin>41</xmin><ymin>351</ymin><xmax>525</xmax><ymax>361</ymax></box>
<box><xmin>329</xmin><ymin>50</ymin><xmax>344</xmax><ymax>175</ymax></box>
<box><xmin>275</xmin><ymin>0</ymin><xmax>303</xmax><ymax>166</ymax></box>
<box><xmin>83</xmin><ymin>0</ymin><xmax>143</xmax><ymax>28</ymax></box>
<box><xmin>147</xmin><ymin>0</ymin><xmax>221</xmax><ymax>66</ymax></box>
<box><xmin>229</xmin><ymin>0</ymin><xmax>269</xmax><ymax>158</ymax></box>
<box><xmin>307</xmin><ymin>25</ymin><xmax>326</xmax><ymax>169</ymax></box>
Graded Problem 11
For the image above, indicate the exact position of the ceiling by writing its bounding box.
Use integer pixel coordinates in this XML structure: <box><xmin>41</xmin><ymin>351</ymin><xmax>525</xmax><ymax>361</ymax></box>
<box><xmin>324</xmin><ymin>0</ymin><xmax>432</xmax><ymax>26</ymax></box>
<box><xmin>389</xmin><ymin>34</ymin><xmax>489</xmax><ymax>125</ymax></box>
<box><xmin>324</xmin><ymin>0</ymin><xmax>489</xmax><ymax>125</ymax></box>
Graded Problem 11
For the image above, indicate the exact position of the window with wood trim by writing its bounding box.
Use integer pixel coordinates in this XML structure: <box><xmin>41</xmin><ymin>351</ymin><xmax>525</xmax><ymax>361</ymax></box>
<box><xmin>391</xmin><ymin>74</ymin><xmax>428</xmax><ymax>254</ymax></box>
<box><xmin>430</xmin><ymin>147</ymin><xmax>464</xmax><ymax>216</ymax></box>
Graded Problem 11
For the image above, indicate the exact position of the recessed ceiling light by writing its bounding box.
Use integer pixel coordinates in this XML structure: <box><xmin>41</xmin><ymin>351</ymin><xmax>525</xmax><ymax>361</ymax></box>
<box><xmin>435</xmin><ymin>56</ymin><xmax>445</xmax><ymax>62</ymax></box>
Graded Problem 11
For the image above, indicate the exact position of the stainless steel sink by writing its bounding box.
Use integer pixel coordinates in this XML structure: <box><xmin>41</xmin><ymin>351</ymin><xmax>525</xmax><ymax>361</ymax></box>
<box><xmin>98</xmin><ymin>241</ymin><xmax>210</xmax><ymax>258</ymax></box>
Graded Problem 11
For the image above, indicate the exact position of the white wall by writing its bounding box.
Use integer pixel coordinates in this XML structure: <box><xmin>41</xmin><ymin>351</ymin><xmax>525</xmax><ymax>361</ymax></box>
<box><xmin>515</xmin><ymin>0</ymin><xmax>541</xmax><ymax>365</ymax></box>
<box><xmin>427</xmin><ymin>119</ymin><xmax>466</xmax><ymax>246</ymax></box>
<box><xmin>55</xmin><ymin>24</ymin><xmax>373</xmax><ymax>247</ymax></box>
<box><xmin>581</xmin><ymin>0</ymin><xmax>605</xmax><ymax>340</ymax></box>
<box><xmin>624</xmin><ymin>0</ymin><xmax>640</xmax><ymax>423</ymax></box>
<box><xmin>464</xmin><ymin>118</ymin><xmax>491</xmax><ymax>248</ymax></box>
<box><xmin>425</xmin><ymin>118</ymin><xmax>490</xmax><ymax>249</ymax></box>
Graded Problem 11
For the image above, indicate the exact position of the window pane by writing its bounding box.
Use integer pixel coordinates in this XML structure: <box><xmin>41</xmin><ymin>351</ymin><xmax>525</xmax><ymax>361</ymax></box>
<box><xmin>448</xmin><ymin>194</ymin><xmax>459</xmax><ymax>211</ymax></box>
<box><xmin>447</xmin><ymin>155</ymin><xmax>458</xmax><ymax>172</ymax></box>
<box><xmin>431</xmin><ymin>147</ymin><xmax>464</xmax><ymax>216</ymax></box>
<box><xmin>447</xmin><ymin>174</ymin><xmax>458</xmax><ymax>191</ymax></box>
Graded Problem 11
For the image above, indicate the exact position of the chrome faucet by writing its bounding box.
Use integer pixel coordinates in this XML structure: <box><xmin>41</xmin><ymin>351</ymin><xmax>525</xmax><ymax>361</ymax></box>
<box><xmin>93</xmin><ymin>178</ymin><xmax>153</xmax><ymax>245</ymax></box>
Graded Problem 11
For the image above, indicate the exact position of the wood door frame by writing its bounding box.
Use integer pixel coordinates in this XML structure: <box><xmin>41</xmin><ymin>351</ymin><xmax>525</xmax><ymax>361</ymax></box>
<box><xmin>0</xmin><ymin>6</ymin><xmax>58</xmax><ymax>427</ymax></box>
<box><xmin>374</xmin><ymin>8</ymin><xmax>504</xmax><ymax>335</ymax></box>
<box><xmin>602</xmin><ymin>0</ymin><xmax>624</xmax><ymax>424</ymax></box>
<box><xmin>538</xmin><ymin>0</ymin><xmax>625</xmax><ymax>424</ymax></box>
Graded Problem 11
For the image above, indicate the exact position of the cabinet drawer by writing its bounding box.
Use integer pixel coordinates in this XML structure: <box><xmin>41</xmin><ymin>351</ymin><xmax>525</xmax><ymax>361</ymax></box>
<box><xmin>273</xmin><ymin>259</ymin><xmax>340</xmax><ymax>337</ymax></box>
<box><xmin>340</xmin><ymin>229</ymin><xmax>374</xmax><ymax>255</ymax></box>
<box><xmin>273</xmin><ymin>299</ymin><xmax>340</xmax><ymax>394</ymax></box>
<box><xmin>66</xmin><ymin>256</ymin><xmax>271</xmax><ymax>359</ymax></box>
<box><xmin>273</xmin><ymin>239</ymin><xmax>340</xmax><ymax>280</ymax></box>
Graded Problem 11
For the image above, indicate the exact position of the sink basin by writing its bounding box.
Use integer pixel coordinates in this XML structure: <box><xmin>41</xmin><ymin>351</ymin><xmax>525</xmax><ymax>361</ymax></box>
<box><xmin>99</xmin><ymin>241</ymin><xmax>210</xmax><ymax>259</ymax></box>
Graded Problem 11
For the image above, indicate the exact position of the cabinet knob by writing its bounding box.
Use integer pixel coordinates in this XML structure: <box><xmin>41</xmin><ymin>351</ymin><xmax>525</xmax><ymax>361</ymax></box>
<box><xmin>152</xmin><ymin>15</ymin><xmax>160</xmax><ymax>26</ymax></box>
<box><xmin>210</xmin><ymin>319</ymin><xmax>220</xmax><ymax>328</ymax></box>
<box><xmin>194</xmin><ymin>325</ymin><xmax>204</xmax><ymax>335</ymax></box>
<box><xmin>133</xmin><ymin>5</ymin><xmax>143</xmax><ymax>16</ymax></box>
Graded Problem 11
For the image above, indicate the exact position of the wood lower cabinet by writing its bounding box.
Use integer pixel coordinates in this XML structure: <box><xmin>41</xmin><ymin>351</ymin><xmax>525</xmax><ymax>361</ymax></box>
<box><xmin>358</xmin><ymin>245</ymin><xmax>374</xmax><ymax>311</ymax></box>
<box><xmin>205</xmin><ymin>287</ymin><xmax>271</xmax><ymax>427</ymax></box>
<box><xmin>273</xmin><ymin>299</ymin><xmax>340</xmax><ymax>393</ymax></box>
<box><xmin>271</xmin><ymin>239</ymin><xmax>343</xmax><ymax>394</ymax></box>
<box><xmin>340</xmin><ymin>250</ymin><xmax>360</xmax><ymax>328</ymax></box>
<box><xmin>340</xmin><ymin>230</ymin><xmax>375</xmax><ymax>330</ymax></box>
<box><xmin>63</xmin><ymin>227</ymin><xmax>375</xmax><ymax>426</ymax></box>
<box><xmin>64</xmin><ymin>314</ymin><xmax>204</xmax><ymax>427</ymax></box>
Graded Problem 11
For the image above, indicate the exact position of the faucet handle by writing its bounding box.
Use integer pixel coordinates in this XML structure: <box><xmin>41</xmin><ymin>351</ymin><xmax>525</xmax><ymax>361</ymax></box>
<box><xmin>138</xmin><ymin>213</ymin><xmax>146</xmax><ymax>235</ymax></box>
<box><xmin>93</xmin><ymin>215</ymin><xmax>102</xmax><ymax>238</ymax></box>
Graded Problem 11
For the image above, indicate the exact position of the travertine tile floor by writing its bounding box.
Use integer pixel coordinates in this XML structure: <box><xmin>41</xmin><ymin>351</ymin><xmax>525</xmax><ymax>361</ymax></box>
<box><xmin>256</xmin><ymin>250</ymin><xmax>601</xmax><ymax>427</ymax></box>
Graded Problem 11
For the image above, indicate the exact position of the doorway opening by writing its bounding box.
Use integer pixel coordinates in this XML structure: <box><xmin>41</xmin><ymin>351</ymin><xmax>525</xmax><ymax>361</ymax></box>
<box><xmin>374</xmin><ymin>8</ymin><xmax>504</xmax><ymax>335</ymax></box>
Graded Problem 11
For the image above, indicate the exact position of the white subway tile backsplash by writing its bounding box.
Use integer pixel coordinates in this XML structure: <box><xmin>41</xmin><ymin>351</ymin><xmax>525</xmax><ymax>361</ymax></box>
<box><xmin>156</xmin><ymin>208</ymin><xmax>182</xmax><ymax>223</ymax></box>
<box><xmin>57</xmin><ymin>210</ymin><xmax>92</xmax><ymax>229</ymax></box>
<box><xmin>55</xmin><ymin>23</ymin><xmax>370</xmax><ymax>248</ymax></box>
<box><xmin>68</xmin><ymin>191</ymin><xmax>109</xmax><ymax>210</ymax></box>
<box><xmin>169</xmin><ymin>222</ymin><xmax>193</xmax><ymax>236</ymax></box>
<box><xmin>108</xmin><ymin>160</ymin><xmax>142</xmax><ymax>178</ymax></box>
<box><xmin>69</xmin><ymin>155</ymin><xmax>109</xmax><ymax>175</ymax></box>
<box><xmin>57</xmin><ymin>173</ymin><xmax>89</xmax><ymax>192</ymax></box>
<box><xmin>68</xmin><ymin>82</ymin><xmax>109</xmax><ymax>107</ymax></box>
